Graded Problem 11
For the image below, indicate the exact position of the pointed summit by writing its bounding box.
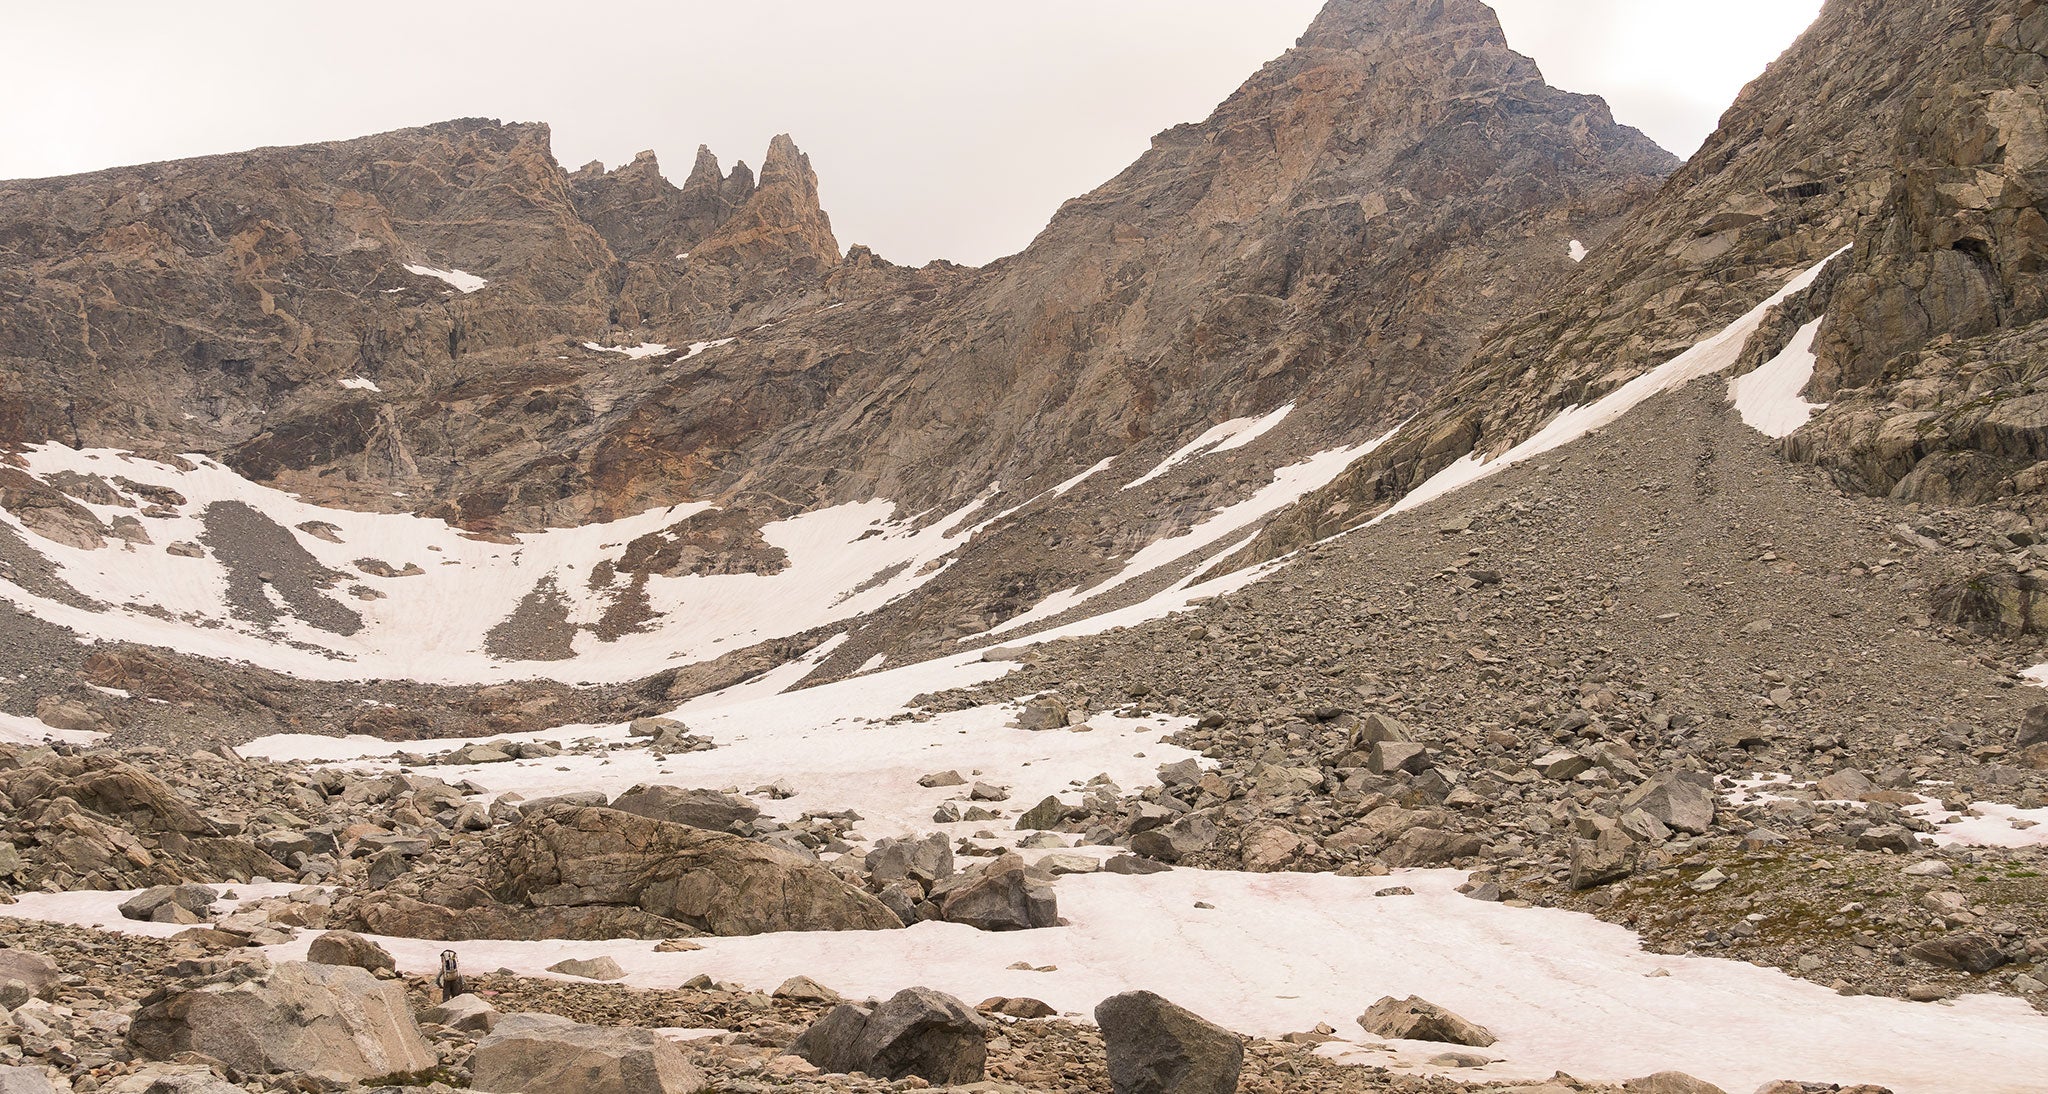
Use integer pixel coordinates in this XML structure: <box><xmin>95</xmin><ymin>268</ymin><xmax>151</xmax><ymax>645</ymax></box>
<box><xmin>693</xmin><ymin>134</ymin><xmax>840</xmax><ymax>273</ymax></box>
<box><xmin>1298</xmin><ymin>0</ymin><xmax>1510</xmax><ymax>52</ymax></box>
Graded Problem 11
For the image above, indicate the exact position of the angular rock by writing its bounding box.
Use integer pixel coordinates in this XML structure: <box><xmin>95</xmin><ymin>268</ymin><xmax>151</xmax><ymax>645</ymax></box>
<box><xmin>0</xmin><ymin>951</ymin><xmax>61</xmax><ymax>1009</ymax></box>
<box><xmin>867</xmin><ymin>833</ymin><xmax>954</xmax><ymax>888</ymax></box>
<box><xmin>788</xmin><ymin>987</ymin><xmax>987</xmax><ymax>1084</ymax></box>
<box><xmin>304</xmin><ymin>930</ymin><xmax>395</xmax><ymax>975</ymax></box>
<box><xmin>475</xmin><ymin>1012</ymin><xmax>707</xmax><ymax>1094</ymax></box>
<box><xmin>128</xmin><ymin>960</ymin><xmax>435</xmax><ymax>1082</ymax></box>
<box><xmin>1816</xmin><ymin>769</ymin><xmax>1878</xmax><ymax>802</ymax></box>
<box><xmin>118</xmin><ymin>885</ymin><xmax>218</xmax><ymax>922</ymax></box>
<box><xmin>1380</xmin><ymin>827</ymin><xmax>1482</xmax><ymax>868</ymax></box>
<box><xmin>939</xmin><ymin>853</ymin><xmax>1057</xmax><ymax>931</ymax></box>
<box><xmin>608</xmin><ymin>785</ymin><xmax>761</xmax><ymax>835</ymax></box>
<box><xmin>1570</xmin><ymin>832</ymin><xmax>1637</xmax><ymax>890</ymax></box>
<box><xmin>1534</xmin><ymin>749</ymin><xmax>1595</xmax><ymax>781</ymax></box>
<box><xmin>1905</xmin><ymin>932</ymin><xmax>2010</xmax><ymax>974</ymax></box>
<box><xmin>1015</xmin><ymin>795</ymin><xmax>1068</xmax><ymax>831</ymax></box>
<box><xmin>0</xmin><ymin>1068</ymin><xmax>59</xmax><ymax>1094</ymax></box>
<box><xmin>473</xmin><ymin>805</ymin><xmax>899</xmax><ymax>937</ymax></box>
<box><xmin>423</xmin><ymin>993</ymin><xmax>500</xmax><ymax>1033</ymax></box>
<box><xmin>1356</xmin><ymin>995</ymin><xmax>1495</xmax><ymax>1047</ymax></box>
<box><xmin>1129</xmin><ymin>812</ymin><xmax>1219</xmax><ymax>863</ymax></box>
<box><xmin>1096</xmin><ymin>990</ymin><xmax>1243</xmax><ymax>1094</ymax></box>
<box><xmin>1619</xmin><ymin>771</ymin><xmax>1716</xmax><ymax>835</ymax></box>
<box><xmin>1369</xmin><ymin>741</ymin><xmax>1431</xmax><ymax>776</ymax></box>
<box><xmin>1014</xmin><ymin>697</ymin><xmax>1069</xmax><ymax>732</ymax></box>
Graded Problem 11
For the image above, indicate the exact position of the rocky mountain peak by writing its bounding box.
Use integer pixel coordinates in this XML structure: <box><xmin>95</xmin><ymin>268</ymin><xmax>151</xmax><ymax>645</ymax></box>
<box><xmin>693</xmin><ymin>134</ymin><xmax>840</xmax><ymax>272</ymax></box>
<box><xmin>1297</xmin><ymin>0</ymin><xmax>1518</xmax><ymax>58</ymax></box>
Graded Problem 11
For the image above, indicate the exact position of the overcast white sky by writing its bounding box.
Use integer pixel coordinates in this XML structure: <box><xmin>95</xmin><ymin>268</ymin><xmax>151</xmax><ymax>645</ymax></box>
<box><xmin>2</xmin><ymin>1</ymin><xmax>1823</xmax><ymax>267</ymax></box>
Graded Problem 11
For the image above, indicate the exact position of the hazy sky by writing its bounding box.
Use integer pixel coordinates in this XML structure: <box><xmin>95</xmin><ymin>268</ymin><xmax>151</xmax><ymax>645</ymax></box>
<box><xmin>2</xmin><ymin>1</ymin><xmax>1824</xmax><ymax>267</ymax></box>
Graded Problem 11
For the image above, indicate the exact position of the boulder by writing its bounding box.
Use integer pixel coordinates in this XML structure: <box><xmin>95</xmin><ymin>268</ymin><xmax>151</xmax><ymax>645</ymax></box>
<box><xmin>1570</xmin><ymin>832</ymin><xmax>1638</xmax><ymax>890</ymax></box>
<box><xmin>773</xmin><ymin>976</ymin><xmax>842</xmax><ymax>1004</ymax></box>
<box><xmin>1095</xmin><ymin>990</ymin><xmax>1243</xmax><ymax>1094</ymax></box>
<box><xmin>479</xmin><ymin>806</ymin><xmax>900</xmax><ymax>937</ymax></box>
<box><xmin>1368</xmin><ymin>741</ymin><xmax>1430</xmax><ymax>776</ymax></box>
<box><xmin>1015</xmin><ymin>796</ymin><xmax>1068</xmax><ymax>831</ymax></box>
<box><xmin>1240</xmin><ymin>824</ymin><xmax>1305</xmax><ymax>873</ymax></box>
<box><xmin>608</xmin><ymin>785</ymin><xmax>761</xmax><ymax>835</ymax></box>
<box><xmin>1619</xmin><ymin>771</ymin><xmax>1716</xmax><ymax>835</ymax></box>
<box><xmin>1905</xmin><ymin>932</ymin><xmax>2010</xmax><ymax>973</ymax></box>
<box><xmin>0</xmin><ymin>1067</ymin><xmax>60</xmax><ymax>1094</ymax></box>
<box><xmin>304</xmin><ymin>930</ymin><xmax>395</xmax><ymax>975</ymax></box>
<box><xmin>1013</xmin><ymin>697</ymin><xmax>1069</xmax><ymax>732</ymax></box>
<box><xmin>1624</xmin><ymin>1073</ymin><xmax>1729</xmax><ymax>1094</ymax></box>
<box><xmin>549</xmin><ymin>956</ymin><xmax>627</xmax><ymax>981</ymax></box>
<box><xmin>1380</xmin><ymin>827</ymin><xmax>1482</xmax><ymax>868</ymax></box>
<box><xmin>128</xmin><ymin>960</ymin><xmax>435</xmax><ymax>1082</ymax></box>
<box><xmin>422</xmin><ymin>993</ymin><xmax>500</xmax><ymax>1033</ymax></box>
<box><xmin>867</xmin><ymin>833</ymin><xmax>954</xmax><ymax>888</ymax></box>
<box><xmin>2020</xmin><ymin>705</ymin><xmax>2048</xmax><ymax>749</ymax></box>
<box><xmin>0</xmin><ymin>951</ymin><xmax>61</xmax><ymax>1009</ymax></box>
<box><xmin>787</xmin><ymin>987</ymin><xmax>986</xmax><ymax>1084</ymax></box>
<box><xmin>1816</xmin><ymin>769</ymin><xmax>1877</xmax><ymax>801</ymax></box>
<box><xmin>1129</xmin><ymin>812</ymin><xmax>1219</xmax><ymax>862</ymax></box>
<box><xmin>118</xmin><ymin>885</ymin><xmax>218</xmax><ymax>923</ymax></box>
<box><xmin>1356</xmin><ymin>996</ymin><xmax>1495</xmax><ymax>1047</ymax></box>
<box><xmin>938</xmin><ymin>853</ymin><xmax>1057</xmax><ymax>931</ymax></box>
<box><xmin>475</xmin><ymin>1012</ymin><xmax>707</xmax><ymax>1094</ymax></box>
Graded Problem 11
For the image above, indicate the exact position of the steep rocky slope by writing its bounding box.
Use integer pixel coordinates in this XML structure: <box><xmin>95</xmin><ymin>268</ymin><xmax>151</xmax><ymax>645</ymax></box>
<box><xmin>0</xmin><ymin>0</ymin><xmax>1675</xmax><ymax>701</ymax></box>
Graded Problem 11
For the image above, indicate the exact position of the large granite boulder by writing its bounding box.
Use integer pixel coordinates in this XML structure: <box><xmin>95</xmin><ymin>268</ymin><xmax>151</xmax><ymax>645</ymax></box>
<box><xmin>127</xmin><ymin>960</ymin><xmax>434</xmax><ymax>1083</ymax></box>
<box><xmin>474</xmin><ymin>1013</ymin><xmax>707</xmax><ymax>1094</ymax></box>
<box><xmin>347</xmin><ymin>805</ymin><xmax>897</xmax><ymax>941</ymax></box>
<box><xmin>608</xmin><ymin>785</ymin><xmax>761</xmax><ymax>834</ymax></box>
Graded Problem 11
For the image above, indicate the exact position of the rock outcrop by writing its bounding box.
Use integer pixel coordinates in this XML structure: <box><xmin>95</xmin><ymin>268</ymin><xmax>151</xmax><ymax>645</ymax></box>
<box><xmin>343</xmin><ymin>805</ymin><xmax>899</xmax><ymax>939</ymax></box>
<box><xmin>474</xmin><ymin>1013</ymin><xmax>709</xmax><ymax>1094</ymax></box>
<box><xmin>127</xmin><ymin>960</ymin><xmax>435</xmax><ymax>1083</ymax></box>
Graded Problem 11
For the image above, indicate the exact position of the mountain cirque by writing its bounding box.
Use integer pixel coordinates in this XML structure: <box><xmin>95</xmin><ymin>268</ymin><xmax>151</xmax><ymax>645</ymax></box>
<box><xmin>3</xmin><ymin>0</ymin><xmax>2048</xmax><ymax>1093</ymax></box>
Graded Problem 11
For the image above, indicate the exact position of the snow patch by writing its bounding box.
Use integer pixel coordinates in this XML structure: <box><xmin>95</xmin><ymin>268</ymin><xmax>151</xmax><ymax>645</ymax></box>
<box><xmin>995</xmin><ymin>428</ymin><xmax>1396</xmax><ymax>638</ymax></box>
<box><xmin>337</xmin><ymin>377</ymin><xmax>382</xmax><ymax>392</ymax></box>
<box><xmin>1052</xmin><ymin>458</ymin><xmax>1117</xmax><ymax>498</ymax></box>
<box><xmin>583</xmin><ymin>342</ymin><xmax>671</xmax><ymax>360</ymax></box>
<box><xmin>1569</xmin><ymin>239</ymin><xmax>1589</xmax><ymax>263</ymax></box>
<box><xmin>0</xmin><ymin>447</ymin><xmax>1010</xmax><ymax>685</ymax></box>
<box><xmin>1728</xmin><ymin>318</ymin><xmax>1828</xmax><ymax>438</ymax></box>
<box><xmin>402</xmin><ymin>264</ymin><xmax>487</xmax><ymax>293</ymax></box>
<box><xmin>0</xmin><ymin>711</ymin><xmax>104</xmax><ymax>746</ymax></box>
<box><xmin>1122</xmin><ymin>406</ymin><xmax>1293</xmax><ymax>491</ymax></box>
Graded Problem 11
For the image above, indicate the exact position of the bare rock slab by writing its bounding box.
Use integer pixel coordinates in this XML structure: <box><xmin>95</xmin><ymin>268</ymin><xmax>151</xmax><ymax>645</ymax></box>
<box><xmin>128</xmin><ymin>960</ymin><xmax>434</xmax><ymax>1083</ymax></box>
<box><xmin>1356</xmin><ymin>995</ymin><xmax>1495</xmax><ymax>1047</ymax></box>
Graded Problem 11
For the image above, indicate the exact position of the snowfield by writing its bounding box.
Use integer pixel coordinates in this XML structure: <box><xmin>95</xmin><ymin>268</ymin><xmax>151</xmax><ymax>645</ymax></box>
<box><xmin>0</xmin><ymin>447</ymin><xmax>1023</xmax><ymax>685</ymax></box>
<box><xmin>35</xmin><ymin>644</ymin><xmax>2048</xmax><ymax>1094</ymax></box>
